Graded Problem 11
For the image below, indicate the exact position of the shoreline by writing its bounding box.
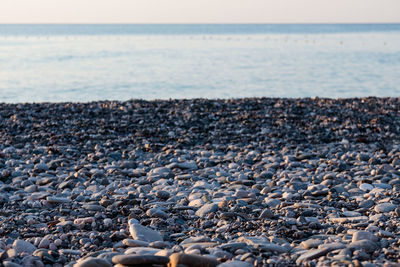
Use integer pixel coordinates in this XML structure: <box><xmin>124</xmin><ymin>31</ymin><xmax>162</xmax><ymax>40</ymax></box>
<box><xmin>1</xmin><ymin>97</ymin><xmax>400</xmax><ymax>266</ymax></box>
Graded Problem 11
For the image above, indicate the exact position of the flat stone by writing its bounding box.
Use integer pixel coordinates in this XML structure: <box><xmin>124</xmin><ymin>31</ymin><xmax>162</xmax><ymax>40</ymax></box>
<box><xmin>359</xmin><ymin>183</ymin><xmax>374</xmax><ymax>191</ymax></box>
<box><xmin>128</xmin><ymin>219</ymin><xmax>163</xmax><ymax>242</ymax></box>
<box><xmin>219</xmin><ymin>243</ymin><xmax>248</xmax><ymax>250</ymax></box>
<box><xmin>301</xmin><ymin>238</ymin><xmax>323</xmax><ymax>249</ymax></box>
<box><xmin>352</xmin><ymin>231</ymin><xmax>375</xmax><ymax>242</ymax></box>
<box><xmin>112</xmin><ymin>254</ymin><xmax>169</xmax><ymax>265</ymax></box>
<box><xmin>146</xmin><ymin>208</ymin><xmax>168</xmax><ymax>219</ymax></box>
<box><xmin>237</xmin><ymin>236</ymin><xmax>270</xmax><ymax>246</ymax></box>
<box><xmin>318</xmin><ymin>242</ymin><xmax>346</xmax><ymax>251</ymax></box>
<box><xmin>181</xmin><ymin>242</ymin><xmax>219</xmax><ymax>249</ymax></box>
<box><xmin>296</xmin><ymin>248</ymin><xmax>330</xmax><ymax>265</ymax></box>
<box><xmin>169</xmin><ymin>253</ymin><xmax>219</xmax><ymax>267</ymax></box>
<box><xmin>328</xmin><ymin>216</ymin><xmax>368</xmax><ymax>223</ymax></box>
<box><xmin>261</xmin><ymin>243</ymin><xmax>289</xmax><ymax>253</ymax></box>
<box><xmin>195</xmin><ymin>203</ymin><xmax>218</xmax><ymax>217</ymax></box>
<box><xmin>122</xmin><ymin>239</ymin><xmax>149</xmax><ymax>247</ymax></box>
<box><xmin>124</xmin><ymin>247</ymin><xmax>162</xmax><ymax>255</ymax></box>
<box><xmin>181</xmin><ymin>236</ymin><xmax>211</xmax><ymax>244</ymax></box>
<box><xmin>13</xmin><ymin>239</ymin><xmax>37</xmax><ymax>255</ymax></box>
<box><xmin>359</xmin><ymin>199</ymin><xmax>375</xmax><ymax>209</ymax></box>
<box><xmin>46</xmin><ymin>196</ymin><xmax>71</xmax><ymax>204</ymax></box>
<box><xmin>3</xmin><ymin>262</ymin><xmax>23</xmax><ymax>267</ymax></box>
<box><xmin>82</xmin><ymin>204</ymin><xmax>106</xmax><ymax>212</ymax></box>
<box><xmin>73</xmin><ymin>257</ymin><xmax>112</xmax><ymax>267</ymax></box>
<box><xmin>348</xmin><ymin>240</ymin><xmax>378</xmax><ymax>253</ymax></box>
<box><xmin>217</xmin><ymin>260</ymin><xmax>254</xmax><ymax>267</ymax></box>
<box><xmin>375</xmin><ymin>203</ymin><xmax>396</xmax><ymax>213</ymax></box>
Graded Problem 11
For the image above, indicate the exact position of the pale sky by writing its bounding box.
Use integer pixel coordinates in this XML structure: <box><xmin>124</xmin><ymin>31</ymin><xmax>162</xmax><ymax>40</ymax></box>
<box><xmin>1</xmin><ymin>0</ymin><xmax>400</xmax><ymax>24</ymax></box>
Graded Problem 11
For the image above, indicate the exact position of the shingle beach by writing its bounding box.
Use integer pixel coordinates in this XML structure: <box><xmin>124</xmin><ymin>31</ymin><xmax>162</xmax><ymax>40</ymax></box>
<box><xmin>1</xmin><ymin>98</ymin><xmax>400</xmax><ymax>267</ymax></box>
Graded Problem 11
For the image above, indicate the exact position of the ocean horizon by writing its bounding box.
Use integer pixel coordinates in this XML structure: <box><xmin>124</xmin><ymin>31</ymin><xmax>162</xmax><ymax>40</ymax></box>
<box><xmin>1</xmin><ymin>23</ymin><xmax>400</xmax><ymax>102</ymax></box>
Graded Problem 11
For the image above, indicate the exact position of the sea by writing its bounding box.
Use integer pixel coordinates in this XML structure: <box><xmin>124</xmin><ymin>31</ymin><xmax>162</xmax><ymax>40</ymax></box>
<box><xmin>0</xmin><ymin>24</ymin><xmax>400</xmax><ymax>103</ymax></box>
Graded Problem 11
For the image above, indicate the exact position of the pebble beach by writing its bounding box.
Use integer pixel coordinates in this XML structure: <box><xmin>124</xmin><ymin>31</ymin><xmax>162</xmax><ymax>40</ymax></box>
<box><xmin>1</xmin><ymin>97</ymin><xmax>400</xmax><ymax>267</ymax></box>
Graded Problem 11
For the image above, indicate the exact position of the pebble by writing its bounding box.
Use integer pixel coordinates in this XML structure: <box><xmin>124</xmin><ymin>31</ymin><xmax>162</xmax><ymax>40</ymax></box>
<box><xmin>73</xmin><ymin>257</ymin><xmax>112</xmax><ymax>267</ymax></box>
<box><xmin>169</xmin><ymin>253</ymin><xmax>219</xmax><ymax>267</ymax></box>
<box><xmin>13</xmin><ymin>240</ymin><xmax>37</xmax><ymax>255</ymax></box>
<box><xmin>128</xmin><ymin>219</ymin><xmax>163</xmax><ymax>242</ymax></box>
<box><xmin>3</xmin><ymin>98</ymin><xmax>400</xmax><ymax>266</ymax></box>
<box><xmin>375</xmin><ymin>203</ymin><xmax>396</xmax><ymax>213</ymax></box>
<box><xmin>195</xmin><ymin>203</ymin><xmax>218</xmax><ymax>217</ymax></box>
<box><xmin>112</xmin><ymin>254</ymin><xmax>169</xmax><ymax>265</ymax></box>
<box><xmin>217</xmin><ymin>260</ymin><xmax>254</xmax><ymax>267</ymax></box>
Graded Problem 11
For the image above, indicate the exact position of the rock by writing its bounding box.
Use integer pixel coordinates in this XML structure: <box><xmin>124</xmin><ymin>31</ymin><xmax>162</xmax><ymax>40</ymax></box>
<box><xmin>3</xmin><ymin>262</ymin><xmax>23</xmax><ymax>267</ymax></box>
<box><xmin>73</xmin><ymin>257</ymin><xmax>112</xmax><ymax>267</ymax></box>
<box><xmin>112</xmin><ymin>254</ymin><xmax>169</xmax><ymax>265</ymax></box>
<box><xmin>217</xmin><ymin>260</ymin><xmax>254</xmax><ymax>267</ymax></box>
<box><xmin>259</xmin><ymin>209</ymin><xmax>274</xmax><ymax>219</ymax></box>
<box><xmin>46</xmin><ymin>196</ymin><xmax>71</xmax><ymax>204</ymax></box>
<box><xmin>352</xmin><ymin>231</ymin><xmax>375</xmax><ymax>242</ymax></box>
<box><xmin>13</xmin><ymin>239</ymin><xmax>37</xmax><ymax>255</ymax></box>
<box><xmin>375</xmin><ymin>203</ymin><xmax>396</xmax><ymax>213</ymax></box>
<box><xmin>195</xmin><ymin>203</ymin><xmax>218</xmax><ymax>217</ymax></box>
<box><xmin>128</xmin><ymin>219</ymin><xmax>163</xmax><ymax>242</ymax></box>
<box><xmin>168</xmin><ymin>253</ymin><xmax>219</xmax><ymax>267</ymax></box>
<box><xmin>296</xmin><ymin>248</ymin><xmax>330</xmax><ymax>265</ymax></box>
<box><xmin>122</xmin><ymin>239</ymin><xmax>149</xmax><ymax>247</ymax></box>
<box><xmin>301</xmin><ymin>238</ymin><xmax>323</xmax><ymax>249</ymax></box>
<box><xmin>124</xmin><ymin>247</ymin><xmax>162</xmax><ymax>255</ymax></box>
<box><xmin>146</xmin><ymin>208</ymin><xmax>168</xmax><ymax>219</ymax></box>
<box><xmin>348</xmin><ymin>240</ymin><xmax>378</xmax><ymax>253</ymax></box>
<box><xmin>156</xmin><ymin>190</ymin><xmax>170</xmax><ymax>200</ymax></box>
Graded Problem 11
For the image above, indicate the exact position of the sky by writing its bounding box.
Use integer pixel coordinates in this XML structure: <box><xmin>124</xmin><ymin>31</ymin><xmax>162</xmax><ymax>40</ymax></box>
<box><xmin>1</xmin><ymin>0</ymin><xmax>400</xmax><ymax>24</ymax></box>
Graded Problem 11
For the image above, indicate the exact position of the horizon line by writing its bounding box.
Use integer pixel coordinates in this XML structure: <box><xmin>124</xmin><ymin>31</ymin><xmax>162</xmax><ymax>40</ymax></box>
<box><xmin>1</xmin><ymin>22</ymin><xmax>400</xmax><ymax>25</ymax></box>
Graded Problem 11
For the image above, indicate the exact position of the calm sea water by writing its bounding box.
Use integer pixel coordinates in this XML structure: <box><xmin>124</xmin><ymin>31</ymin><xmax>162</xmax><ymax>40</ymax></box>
<box><xmin>0</xmin><ymin>24</ymin><xmax>400</xmax><ymax>102</ymax></box>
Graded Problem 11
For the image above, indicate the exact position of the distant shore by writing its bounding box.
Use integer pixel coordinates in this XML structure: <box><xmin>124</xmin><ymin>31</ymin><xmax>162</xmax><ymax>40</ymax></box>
<box><xmin>1</xmin><ymin>97</ymin><xmax>400</xmax><ymax>266</ymax></box>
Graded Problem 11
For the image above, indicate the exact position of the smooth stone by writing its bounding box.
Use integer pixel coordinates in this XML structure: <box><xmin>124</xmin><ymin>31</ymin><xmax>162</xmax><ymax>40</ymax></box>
<box><xmin>195</xmin><ymin>203</ymin><xmax>218</xmax><ymax>217</ymax></box>
<box><xmin>3</xmin><ymin>262</ymin><xmax>23</xmax><ymax>267</ymax></box>
<box><xmin>82</xmin><ymin>204</ymin><xmax>106</xmax><ymax>212</ymax></box>
<box><xmin>46</xmin><ymin>196</ymin><xmax>71</xmax><ymax>204</ymax></box>
<box><xmin>146</xmin><ymin>208</ymin><xmax>168</xmax><ymax>219</ymax></box>
<box><xmin>112</xmin><ymin>254</ymin><xmax>169</xmax><ymax>265</ymax></box>
<box><xmin>301</xmin><ymin>239</ymin><xmax>323</xmax><ymax>249</ymax></box>
<box><xmin>124</xmin><ymin>247</ymin><xmax>162</xmax><ymax>255</ymax></box>
<box><xmin>181</xmin><ymin>242</ymin><xmax>219</xmax><ymax>249</ymax></box>
<box><xmin>13</xmin><ymin>239</ymin><xmax>37</xmax><ymax>255</ymax></box>
<box><xmin>237</xmin><ymin>236</ymin><xmax>270</xmax><ymax>247</ymax></box>
<box><xmin>217</xmin><ymin>260</ymin><xmax>253</xmax><ymax>267</ymax></box>
<box><xmin>177</xmin><ymin>161</ymin><xmax>198</xmax><ymax>170</ymax></box>
<box><xmin>122</xmin><ymin>239</ymin><xmax>149</xmax><ymax>247</ymax></box>
<box><xmin>328</xmin><ymin>216</ymin><xmax>368</xmax><ymax>223</ymax></box>
<box><xmin>156</xmin><ymin>190</ymin><xmax>170</xmax><ymax>200</ymax></box>
<box><xmin>181</xmin><ymin>236</ymin><xmax>211</xmax><ymax>244</ymax></box>
<box><xmin>265</xmin><ymin>198</ymin><xmax>281</xmax><ymax>208</ymax></box>
<box><xmin>296</xmin><ymin>248</ymin><xmax>330</xmax><ymax>265</ymax></box>
<box><xmin>128</xmin><ymin>220</ymin><xmax>163</xmax><ymax>242</ymax></box>
<box><xmin>189</xmin><ymin>199</ymin><xmax>205</xmax><ymax>208</ymax></box>
<box><xmin>318</xmin><ymin>242</ymin><xmax>346</xmax><ymax>251</ymax></box>
<box><xmin>261</xmin><ymin>243</ymin><xmax>289</xmax><ymax>253</ymax></box>
<box><xmin>259</xmin><ymin>209</ymin><xmax>274</xmax><ymax>219</ymax></box>
<box><xmin>219</xmin><ymin>243</ymin><xmax>248</xmax><ymax>250</ymax></box>
<box><xmin>359</xmin><ymin>183</ymin><xmax>374</xmax><ymax>191</ymax></box>
<box><xmin>38</xmin><ymin>238</ymin><xmax>50</xmax><ymax>249</ymax></box>
<box><xmin>352</xmin><ymin>231</ymin><xmax>375</xmax><ymax>242</ymax></box>
<box><xmin>359</xmin><ymin>199</ymin><xmax>375</xmax><ymax>209</ymax></box>
<box><xmin>73</xmin><ymin>257</ymin><xmax>112</xmax><ymax>267</ymax></box>
<box><xmin>169</xmin><ymin>253</ymin><xmax>219</xmax><ymax>267</ymax></box>
<box><xmin>59</xmin><ymin>249</ymin><xmax>82</xmax><ymax>255</ymax></box>
<box><xmin>374</xmin><ymin>203</ymin><xmax>396</xmax><ymax>213</ymax></box>
<box><xmin>348</xmin><ymin>240</ymin><xmax>378</xmax><ymax>253</ymax></box>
